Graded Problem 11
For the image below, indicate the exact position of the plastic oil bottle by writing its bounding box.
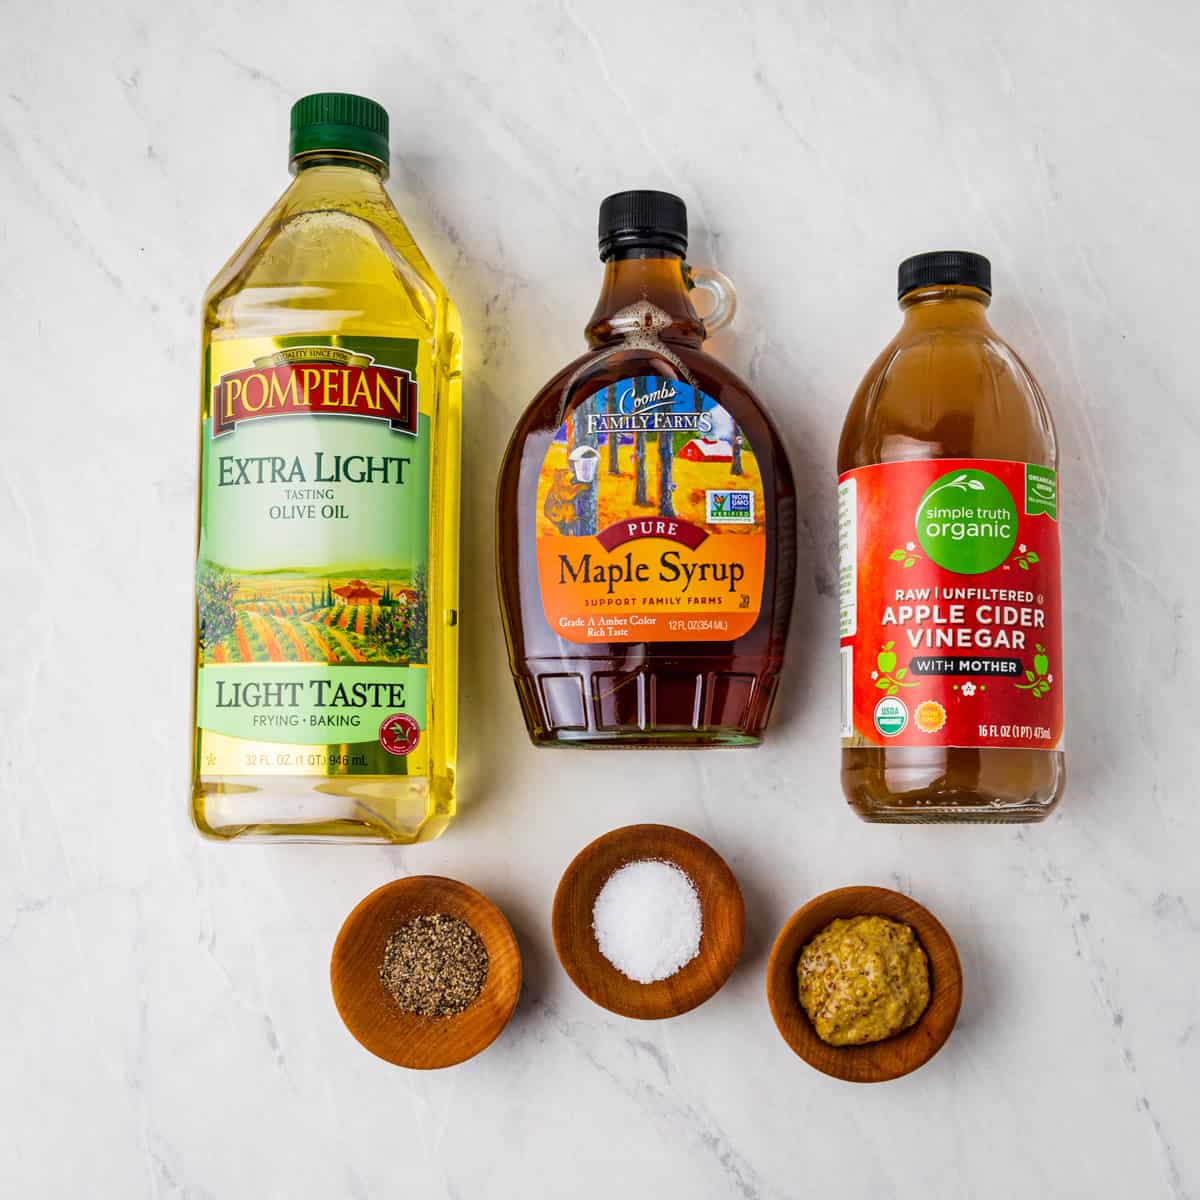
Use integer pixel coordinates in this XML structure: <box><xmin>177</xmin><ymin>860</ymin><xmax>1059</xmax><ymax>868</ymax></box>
<box><xmin>191</xmin><ymin>94</ymin><xmax>461</xmax><ymax>842</ymax></box>
<box><xmin>839</xmin><ymin>252</ymin><xmax>1064</xmax><ymax>822</ymax></box>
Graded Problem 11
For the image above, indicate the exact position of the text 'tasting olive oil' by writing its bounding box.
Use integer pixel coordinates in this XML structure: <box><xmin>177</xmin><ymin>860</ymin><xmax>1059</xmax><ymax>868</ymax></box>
<box><xmin>191</xmin><ymin>94</ymin><xmax>462</xmax><ymax>842</ymax></box>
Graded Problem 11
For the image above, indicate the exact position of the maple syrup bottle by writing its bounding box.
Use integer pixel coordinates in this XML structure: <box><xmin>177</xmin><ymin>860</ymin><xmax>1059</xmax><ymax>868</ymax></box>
<box><xmin>498</xmin><ymin>191</ymin><xmax>796</xmax><ymax>746</ymax></box>
<box><xmin>839</xmin><ymin>252</ymin><xmax>1065</xmax><ymax>822</ymax></box>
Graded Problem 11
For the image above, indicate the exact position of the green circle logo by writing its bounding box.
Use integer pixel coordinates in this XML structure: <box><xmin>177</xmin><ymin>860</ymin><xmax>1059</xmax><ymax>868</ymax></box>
<box><xmin>916</xmin><ymin>469</ymin><xmax>1017</xmax><ymax>574</ymax></box>
<box><xmin>874</xmin><ymin>696</ymin><xmax>908</xmax><ymax>737</ymax></box>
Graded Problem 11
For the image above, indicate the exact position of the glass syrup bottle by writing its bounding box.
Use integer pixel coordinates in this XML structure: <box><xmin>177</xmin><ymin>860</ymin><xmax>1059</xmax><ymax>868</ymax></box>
<box><xmin>191</xmin><ymin>94</ymin><xmax>462</xmax><ymax>841</ymax></box>
<box><xmin>497</xmin><ymin>191</ymin><xmax>796</xmax><ymax>746</ymax></box>
<box><xmin>838</xmin><ymin>252</ymin><xmax>1064</xmax><ymax>822</ymax></box>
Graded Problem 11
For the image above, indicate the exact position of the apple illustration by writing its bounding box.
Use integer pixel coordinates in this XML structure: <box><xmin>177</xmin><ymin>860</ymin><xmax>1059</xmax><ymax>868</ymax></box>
<box><xmin>877</xmin><ymin>643</ymin><xmax>897</xmax><ymax>675</ymax></box>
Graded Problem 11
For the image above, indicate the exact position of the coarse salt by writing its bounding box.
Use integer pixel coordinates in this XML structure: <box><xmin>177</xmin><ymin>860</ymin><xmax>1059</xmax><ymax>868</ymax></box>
<box><xmin>592</xmin><ymin>859</ymin><xmax>703</xmax><ymax>984</ymax></box>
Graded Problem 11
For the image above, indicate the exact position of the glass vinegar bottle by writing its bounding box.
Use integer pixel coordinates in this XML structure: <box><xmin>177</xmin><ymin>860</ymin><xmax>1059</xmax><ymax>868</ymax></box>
<box><xmin>838</xmin><ymin>252</ymin><xmax>1064</xmax><ymax>822</ymax></box>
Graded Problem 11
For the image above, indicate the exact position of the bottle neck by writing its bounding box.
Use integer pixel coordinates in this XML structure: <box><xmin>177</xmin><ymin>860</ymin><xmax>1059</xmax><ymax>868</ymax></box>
<box><xmin>899</xmin><ymin>284</ymin><xmax>992</xmax><ymax>331</ymax></box>
<box><xmin>585</xmin><ymin>250</ymin><xmax>705</xmax><ymax>348</ymax></box>
<box><xmin>290</xmin><ymin>149</ymin><xmax>388</xmax><ymax>179</ymax></box>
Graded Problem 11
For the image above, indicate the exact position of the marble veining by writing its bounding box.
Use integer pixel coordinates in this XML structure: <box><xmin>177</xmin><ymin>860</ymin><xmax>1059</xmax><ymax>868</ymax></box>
<box><xmin>2</xmin><ymin>1</ymin><xmax>1198</xmax><ymax>1197</ymax></box>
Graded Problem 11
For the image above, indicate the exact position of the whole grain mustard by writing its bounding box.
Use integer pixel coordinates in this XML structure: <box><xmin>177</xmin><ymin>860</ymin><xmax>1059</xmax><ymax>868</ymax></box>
<box><xmin>797</xmin><ymin>915</ymin><xmax>930</xmax><ymax>1046</ymax></box>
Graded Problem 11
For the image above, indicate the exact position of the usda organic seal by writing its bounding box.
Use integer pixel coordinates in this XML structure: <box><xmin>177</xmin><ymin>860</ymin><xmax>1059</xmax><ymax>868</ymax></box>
<box><xmin>873</xmin><ymin>696</ymin><xmax>909</xmax><ymax>737</ymax></box>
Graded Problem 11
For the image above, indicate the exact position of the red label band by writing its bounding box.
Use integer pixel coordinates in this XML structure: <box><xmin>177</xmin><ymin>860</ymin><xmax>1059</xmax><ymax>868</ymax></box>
<box><xmin>840</xmin><ymin>458</ymin><xmax>1063</xmax><ymax>751</ymax></box>
<box><xmin>596</xmin><ymin>517</ymin><xmax>709</xmax><ymax>551</ymax></box>
<box><xmin>213</xmin><ymin>362</ymin><xmax>417</xmax><ymax>437</ymax></box>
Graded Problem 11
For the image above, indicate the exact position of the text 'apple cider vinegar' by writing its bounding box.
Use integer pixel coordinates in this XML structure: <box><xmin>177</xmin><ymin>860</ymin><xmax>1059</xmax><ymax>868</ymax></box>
<box><xmin>839</xmin><ymin>252</ymin><xmax>1064</xmax><ymax>822</ymax></box>
<box><xmin>192</xmin><ymin>94</ymin><xmax>462</xmax><ymax>842</ymax></box>
<box><xmin>498</xmin><ymin>191</ymin><xmax>796</xmax><ymax>746</ymax></box>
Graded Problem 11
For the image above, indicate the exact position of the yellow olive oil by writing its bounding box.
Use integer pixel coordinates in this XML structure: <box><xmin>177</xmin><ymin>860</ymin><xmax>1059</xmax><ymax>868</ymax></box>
<box><xmin>191</xmin><ymin>94</ymin><xmax>461</xmax><ymax>842</ymax></box>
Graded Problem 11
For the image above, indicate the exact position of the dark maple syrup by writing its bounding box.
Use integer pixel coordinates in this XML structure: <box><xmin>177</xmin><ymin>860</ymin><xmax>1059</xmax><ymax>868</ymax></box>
<box><xmin>497</xmin><ymin>191</ymin><xmax>796</xmax><ymax>746</ymax></box>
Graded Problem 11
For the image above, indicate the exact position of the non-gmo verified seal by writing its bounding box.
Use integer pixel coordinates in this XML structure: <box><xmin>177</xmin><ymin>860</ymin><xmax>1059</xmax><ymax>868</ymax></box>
<box><xmin>706</xmin><ymin>489</ymin><xmax>754</xmax><ymax>523</ymax></box>
<box><xmin>873</xmin><ymin>696</ymin><xmax>909</xmax><ymax>737</ymax></box>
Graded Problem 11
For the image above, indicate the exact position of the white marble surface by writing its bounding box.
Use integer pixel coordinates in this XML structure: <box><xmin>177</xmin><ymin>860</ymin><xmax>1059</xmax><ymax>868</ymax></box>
<box><xmin>2</xmin><ymin>1</ymin><xmax>1198</xmax><ymax>1196</ymax></box>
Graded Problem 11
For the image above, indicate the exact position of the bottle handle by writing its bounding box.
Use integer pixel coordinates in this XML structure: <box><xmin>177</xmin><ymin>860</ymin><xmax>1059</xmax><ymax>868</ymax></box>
<box><xmin>689</xmin><ymin>265</ymin><xmax>737</xmax><ymax>337</ymax></box>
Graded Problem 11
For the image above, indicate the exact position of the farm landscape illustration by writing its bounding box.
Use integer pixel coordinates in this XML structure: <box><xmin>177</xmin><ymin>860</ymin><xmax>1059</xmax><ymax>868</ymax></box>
<box><xmin>536</xmin><ymin>378</ymin><xmax>765</xmax><ymax>539</ymax></box>
<box><xmin>197</xmin><ymin>565</ymin><xmax>427</xmax><ymax>665</ymax></box>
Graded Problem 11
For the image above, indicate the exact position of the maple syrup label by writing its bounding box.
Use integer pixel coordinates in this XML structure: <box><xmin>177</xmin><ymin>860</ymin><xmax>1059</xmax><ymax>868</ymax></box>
<box><xmin>536</xmin><ymin>376</ymin><xmax>766</xmax><ymax>643</ymax></box>
<box><xmin>195</xmin><ymin>334</ymin><xmax>433</xmax><ymax>777</ymax></box>
<box><xmin>839</xmin><ymin>458</ymin><xmax>1063</xmax><ymax>750</ymax></box>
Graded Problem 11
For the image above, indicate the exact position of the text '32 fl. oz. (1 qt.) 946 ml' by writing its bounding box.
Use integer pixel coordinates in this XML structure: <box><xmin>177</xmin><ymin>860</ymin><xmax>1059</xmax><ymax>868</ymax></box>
<box><xmin>497</xmin><ymin>191</ymin><xmax>796</xmax><ymax>746</ymax></box>
<box><xmin>191</xmin><ymin>93</ymin><xmax>462</xmax><ymax>843</ymax></box>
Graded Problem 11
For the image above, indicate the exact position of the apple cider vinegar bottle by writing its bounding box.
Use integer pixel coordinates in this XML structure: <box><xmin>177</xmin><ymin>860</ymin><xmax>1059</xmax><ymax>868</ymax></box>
<box><xmin>191</xmin><ymin>94</ymin><xmax>462</xmax><ymax>842</ymax></box>
<box><xmin>839</xmin><ymin>252</ymin><xmax>1064</xmax><ymax>822</ymax></box>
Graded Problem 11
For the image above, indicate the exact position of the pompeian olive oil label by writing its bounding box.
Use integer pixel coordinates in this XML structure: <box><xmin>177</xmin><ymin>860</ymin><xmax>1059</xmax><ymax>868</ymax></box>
<box><xmin>535</xmin><ymin>375</ymin><xmax>765</xmax><ymax>642</ymax></box>
<box><xmin>195</xmin><ymin>336</ymin><xmax>432</xmax><ymax>776</ymax></box>
<box><xmin>839</xmin><ymin>458</ymin><xmax>1063</xmax><ymax>750</ymax></box>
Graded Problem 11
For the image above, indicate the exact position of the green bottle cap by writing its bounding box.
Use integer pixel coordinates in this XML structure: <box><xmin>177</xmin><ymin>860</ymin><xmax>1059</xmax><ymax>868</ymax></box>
<box><xmin>289</xmin><ymin>92</ymin><xmax>389</xmax><ymax>172</ymax></box>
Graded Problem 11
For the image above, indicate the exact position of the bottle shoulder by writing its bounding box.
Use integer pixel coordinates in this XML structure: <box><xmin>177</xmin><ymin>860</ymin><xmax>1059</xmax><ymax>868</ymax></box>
<box><xmin>839</xmin><ymin>325</ymin><xmax>1058</xmax><ymax>471</ymax></box>
<box><xmin>500</xmin><ymin>341</ymin><xmax>792</xmax><ymax>498</ymax></box>
<box><xmin>202</xmin><ymin>170</ymin><xmax>451</xmax><ymax>345</ymax></box>
<box><xmin>513</xmin><ymin>342</ymin><xmax>773</xmax><ymax>433</ymax></box>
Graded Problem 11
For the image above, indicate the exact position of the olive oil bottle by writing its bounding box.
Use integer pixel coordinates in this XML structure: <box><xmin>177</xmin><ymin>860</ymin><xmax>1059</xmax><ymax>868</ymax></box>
<box><xmin>838</xmin><ymin>252</ymin><xmax>1064</xmax><ymax>822</ymax></box>
<box><xmin>192</xmin><ymin>94</ymin><xmax>462</xmax><ymax>842</ymax></box>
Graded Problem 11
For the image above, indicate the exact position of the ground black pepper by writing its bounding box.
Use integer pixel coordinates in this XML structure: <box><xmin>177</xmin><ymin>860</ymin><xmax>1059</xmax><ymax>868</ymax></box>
<box><xmin>380</xmin><ymin>913</ymin><xmax>489</xmax><ymax>1018</ymax></box>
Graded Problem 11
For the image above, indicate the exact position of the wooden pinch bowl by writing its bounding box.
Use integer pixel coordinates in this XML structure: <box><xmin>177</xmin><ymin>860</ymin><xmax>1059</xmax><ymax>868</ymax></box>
<box><xmin>331</xmin><ymin>875</ymin><xmax>521</xmax><ymax>1069</ymax></box>
<box><xmin>553</xmin><ymin>823</ymin><xmax>745</xmax><ymax>1020</ymax></box>
<box><xmin>767</xmin><ymin>886</ymin><xmax>962</xmax><ymax>1083</ymax></box>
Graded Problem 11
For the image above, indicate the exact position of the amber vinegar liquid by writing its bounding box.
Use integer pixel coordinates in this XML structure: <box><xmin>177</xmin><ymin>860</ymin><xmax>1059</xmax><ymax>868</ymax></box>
<box><xmin>839</xmin><ymin>280</ymin><xmax>1064</xmax><ymax>822</ymax></box>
